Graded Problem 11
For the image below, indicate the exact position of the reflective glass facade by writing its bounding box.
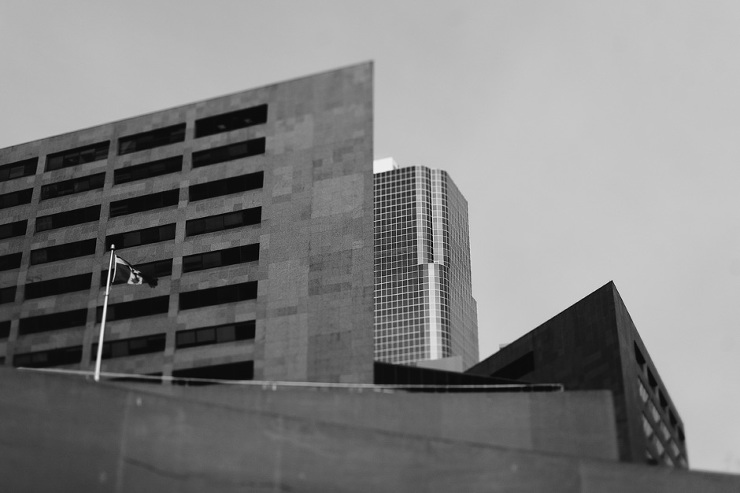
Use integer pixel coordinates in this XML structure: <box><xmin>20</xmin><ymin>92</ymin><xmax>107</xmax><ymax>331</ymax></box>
<box><xmin>374</xmin><ymin>165</ymin><xmax>478</xmax><ymax>368</ymax></box>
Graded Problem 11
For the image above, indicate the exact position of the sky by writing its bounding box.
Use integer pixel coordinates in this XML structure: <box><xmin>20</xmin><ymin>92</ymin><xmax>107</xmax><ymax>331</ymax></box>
<box><xmin>1</xmin><ymin>0</ymin><xmax>739</xmax><ymax>474</ymax></box>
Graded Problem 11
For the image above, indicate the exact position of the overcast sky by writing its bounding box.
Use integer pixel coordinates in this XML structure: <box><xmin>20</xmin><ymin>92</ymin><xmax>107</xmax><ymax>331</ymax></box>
<box><xmin>1</xmin><ymin>0</ymin><xmax>739</xmax><ymax>474</ymax></box>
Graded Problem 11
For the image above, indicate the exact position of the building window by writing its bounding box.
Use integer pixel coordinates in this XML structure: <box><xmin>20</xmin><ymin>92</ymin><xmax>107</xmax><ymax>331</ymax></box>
<box><xmin>113</xmin><ymin>156</ymin><xmax>183</xmax><ymax>184</ymax></box>
<box><xmin>195</xmin><ymin>104</ymin><xmax>268</xmax><ymax>138</ymax></box>
<box><xmin>647</xmin><ymin>368</ymin><xmax>658</xmax><ymax>389</ymax></box>
<box><xmin>35</xmin><ymin>205</ymin><xmax>100</xmax><ymax>233</ymax></box>
<box><xmin>0</xmin><ymin>188</ymin><xmax>33</xmax><ymax>209</ymax></box>
<box><xmin>669</xmin><ymin>410</ymin><xmax>678</xmax><ymax>428</ymax></box>
<box><xmin>179</xmin><ymin>281</ymin><xmax>257</xmax><ymax>310</ymax></box>
<box><xmin>189</xmin><ymin>171</ymin><xmax>263</xmax><ymax>202</ymax></box>
<box><xmin>46</xmin><ymin>142</ymin><xmax>109</xmax><ymax>171</ymax></box>
<box><xmin>105</xmin><ymin>223</ymin><xmax>176</xmax><ymax>250</ymax></box>
<box><xmin>30</xmin><ymin>238</ymin><xmax>97</xmax><ymax>265</ymax></box>
<box><xmin>651</xmin><ymin>434</ymin><xmax>665</xmax><ymax>457</ymax></box>
<box><xmin>182</xmin><ymin>244</ymin><xmax>259</xmax><ymax>273</ymax></box>
<box><xmin>658</xmin><ymin>390</ymin><xmax>668</xmax><ymax>409</ymax></box>
<box><xmin>669</xmin><ymin>440</ymin><xmax>680</xmax><ymax>458</ymax></box>
<box><xmin>0</xmin><ymin>220</ymin><xmax>27</xmax><ymax>240</ymax></box>
<box><xmin>638</xmin><ymin>378</ymin><xmax>649</xmax><ymax>403</ymax></box>
<box><xmin>118</xmin><ymin>123</ymin><xmax>186</xmax><ymax>155</ymax></box>
<box><xmin>659</xmin><ymin>421</ymin><xmax>671</xmax><ymax>441</ymax></box>
<box><xmin>647</xmin><ymin>400</ymin><xmax>660</xmax><ymax>422</ymax></box>
<box><xmin>642</xmin><ymin>413</ymin><xmax>654</xmax><ymax>438</ymax></box>
<box><xmin>25</xmin><ymin>273</ymin><xmax>92</xmax><ymax>299</ymax></box>
<box><xmin>91</xmin><ymin>333</ymin><xmax>166</xmax><ymax>360</ymax></box>
<box><xmin>0</xmin><ymin>157</ymin><xmax>37</xmax><ymax>182</ymax></box>
<box><xmin>100</xmin><ymin>258</ymin><xmax>172</xmax><ymax>286</ymax></box>
<box><xmin>191</xmin><ymin>138</ymin><xmax>266</xmax><ymax>169</ymax></box>
<box><xmin>19</xmin><ymin>308</ymin><xmax>88</xmax><ymax>335</ymax></box>
<box><xmin>176</xmin><ymin>321</ymin><xmax>256</xmax><ymax>349</ymax></box>
<box><xmin>13</xmin><ymin>345</ymin><xmax>83</xmax><ymax>368</ymax></box>
<box><xmin>172</xmin><ymin>360</ymin><xmax>254</xmax><ymax>384</ymax></box>
<box><xmin>0</xmin><ymin>286</ymin><xmax>16</xmax><ymax>305</ymax></box>
<box><xmin>634</xmin><ymin>342</ymin><xmax>646</xmax><ymax>367</ymax></box>
<box><xmin>109</xmin><ymin>189</ymin><xmax>180</xmax><ymax>217</ymax></box>
<box><xmin>0</xmin><ymin>252</ymin><xmax>22</xmax><ymax>272</ymax></box>
<box><xmin>96</xmin><ymin>296</ymin><xmax>170</xmax><ymax>322</ymax></box>
<box><xmin>0</xmin><ymin>320</ymin><xmax>9</xmax><ymax>339</ymax></box>
<box><xmin>40</xmin><ymin>172</ymin><xmax>105</xmax><ymax>200</ymax></box>
<box><xmin>185</xmin><ymin>207</ymin><xmax>261</xmax><ymax>237</ymax></box>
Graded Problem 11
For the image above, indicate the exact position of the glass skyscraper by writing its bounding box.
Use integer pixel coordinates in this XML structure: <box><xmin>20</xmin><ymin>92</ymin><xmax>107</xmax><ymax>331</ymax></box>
<box><xmin>374</xmin><ymin>159</ymin><xmax>478</xmax><ymax>369</ymax></box>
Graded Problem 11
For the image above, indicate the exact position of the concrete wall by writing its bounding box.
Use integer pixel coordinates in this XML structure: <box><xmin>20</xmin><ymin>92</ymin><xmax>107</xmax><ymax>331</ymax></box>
<box><xmin>3</xmin><ymin>368</ymin><xmax>739</xmax><ymax>492</ymax></box>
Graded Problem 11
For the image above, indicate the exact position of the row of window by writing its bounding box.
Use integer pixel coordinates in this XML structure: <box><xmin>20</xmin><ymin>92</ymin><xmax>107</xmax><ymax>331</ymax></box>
<box><xmin>0</xmin><ymin>188</ymin><xmax>32</xmax><ymax>210</ymax></box>
<box><xmin>634</xmin><ymin>343</ymin><xmax>683</xmax><ymax>437</ymax></box>
<box><xmin>1</xmin><ymin>244</ymin><xmax>260</xmax><ymax>306</ymax></box>
<box><xmin>8</xmin><ymin>281</ymin><xmax>258</xmax><ymax>337</ymax></box>
<box><xmin>0</xmin><ymin>157</ymin><xmax>37</xmax><ymax>182</ymax></box>
<box><xmin>0</xmin><ymin>104</ymin><xmax>268</xmax><ymax>181</ymax></box>
<box><xmin>5</xmin><ymin>210</ymin><xmax>260</xmax><ymax>270</ymax></box>
<box><xmin>6</xmin><ymin>172</ymin><xmax>263</xmax><ymax>237</ymax></box>
<box><xmin>89</xmin><ymin>322</ymin><xmax>256</xmax><ymax>360</ymax></box>
<box><xmin>11</xmin><ymin>321</ymin><xmax>256</xmax><ymax>369</ymax></box>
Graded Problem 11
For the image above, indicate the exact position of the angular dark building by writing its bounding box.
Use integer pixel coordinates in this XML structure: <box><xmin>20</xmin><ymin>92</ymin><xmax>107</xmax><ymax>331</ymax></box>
<box><xmin>467</xmin><ymin>281</ymin><xmax>689</xmax><ymax>468</ymax></box>
<box><xmin>373</xmin><ymin>158</ymin><xmax>478</xmax><ymax>370</ymax></box>
<box><xmin>0</xmin><ymin>63</ymin><xmax>375</xmax><ymax>383</ymax></box>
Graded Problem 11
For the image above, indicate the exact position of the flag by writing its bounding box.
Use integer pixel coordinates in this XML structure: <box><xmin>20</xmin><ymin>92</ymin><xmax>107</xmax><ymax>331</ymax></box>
<box><xmin>112</xmin><ymin>255</ymin><xmax>158</xmax><ymax>287</ymax></box>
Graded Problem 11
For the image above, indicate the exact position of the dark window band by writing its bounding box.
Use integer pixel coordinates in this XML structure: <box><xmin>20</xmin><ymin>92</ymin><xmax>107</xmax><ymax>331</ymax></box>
<box><xmin>13</xmin><ymin>345</ymin><xmax>83</xmax><ymax>368</ymax></box>
<box><xmin>91</xmin><ymin>333</ymin><xmax>166</xmax><ymax>360</ymax></box>
<box><xmin>109</xmin><ymin>189</ymin><xmax>179</xmax><ymax>217</ymax></box>
<box><xmin>192</xmin><ymin>138</ymin><xmax>265</xmax><ymax>169</ymax></box>
<box><xmin>0</xmin><ymin>286</ymin><xmax>16</xmax><ymax>305</ymax></box>
<box><xmin>0</xmin><ymin>220</ymin><xmax>27</xmax><ymax>240</ymax></box>
<box><xmin>41</xmin><ymin>173</ymin><xmax>105</xmax><ymax>200</ymax></box>
<box><xmin>35</xmin><ymin>205</ymin><xmax>100</xmax><ymax>232</ymax></box>
<box><xmin>176</xmin><ymin>321</ymin><xmax>256</xmax><ymax>349</ymax></box>
<box><xmin>118</xmin><ymin>123</ymin><xmax>186</xmax><ymax>155</ymax></box>
<box><xmin>105</xmin><ymin>223</ymin><xmax>176</xmax><ymax>250</ymax></box>
<box><xmin>0</xmin><ymin>252</ymin><xmax>22</xmax><ymax>271</ymax></box>
<box><xmin>114</xmin><ymin>156</ymin><xmax>183</xmax><ymax>184</ymax></box>
<box><xmin>19</xmin><ymin>308</ymin><xmax>88</xmax><ymax>335</ymax></box>
<box><xmin>195</xmin><ymin>104</ymin><xmax>267</xmax><ymax>138</ymax></box>
<box><xmin>0</xmin><ymin>320</ymin><xmax>9</xmax><ymax>339</ymax></box>
<box><xmin>30</xmin><ymin>238</ymin><xmax>97</xmax><ymax>265</ymax></box>
<box><xmin>182</xmin><ymin>244</ymin><xmax>259</xmax><ymax>273</ymax></box>
<box><xmin>24</xmin><ymin>273</ymin><xmax>92</xmax><ymax>300</ymax></box>
<box><xmin>179</xmin><ymin>281</ymin><xmax>257</xmax><ymax>310</ymax></box>
<box><xmin>185</xmin><ymin>207</ymin><xmax>261</xmax><ymax>237</ymax></box>
<box><xmin>0</xmin><ymin>188</ymin><xmax>33</xmax><ymax>209</ymax></box>
<box><xmin>96</xmin><ymin>295</ymin><xmax>170</xmax><ymax>322</ymax></box>
<box><xmin>0</xmin><ymin>157</ymin><xmax>37</xmax><ymax>182</ymax></box>
<box><xmin>46</xmin><ymin>142</ymin><xmax>109</xmax><ymax>171</ymax></box>
<box><xmin>189</xmin><ymin>171</ymin><xmax>263</xmax><ymax>202</ymax></box>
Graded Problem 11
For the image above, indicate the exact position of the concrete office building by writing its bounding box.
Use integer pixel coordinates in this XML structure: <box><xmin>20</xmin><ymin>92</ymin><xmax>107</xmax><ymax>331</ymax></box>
<box><xmin>467</xmin><ymin>281</ymin><xmax>689</xmax><ymax>468</ymax></box>
<box><xmin>374</xmin><ymin>158</ymin><xmax>478</xmax><ymax>370</ymax></box>
<box><xmin>0</xmin><ymin>63</ymin><xmax>375</xmax><ymax>383</ymax></box>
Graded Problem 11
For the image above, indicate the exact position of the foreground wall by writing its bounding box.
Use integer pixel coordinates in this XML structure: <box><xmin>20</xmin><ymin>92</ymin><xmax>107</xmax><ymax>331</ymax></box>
<box><xmin>2</xmin><ymin>368</ymin><xmax>738</xmax><ymax>492</ymax></box>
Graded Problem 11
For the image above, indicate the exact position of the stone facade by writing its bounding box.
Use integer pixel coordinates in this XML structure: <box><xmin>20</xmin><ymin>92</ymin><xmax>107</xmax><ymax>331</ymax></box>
<box><xmin>0</xmin><ymin>62</ymin><xmax>375</xmax><ymax>383</ymax></box>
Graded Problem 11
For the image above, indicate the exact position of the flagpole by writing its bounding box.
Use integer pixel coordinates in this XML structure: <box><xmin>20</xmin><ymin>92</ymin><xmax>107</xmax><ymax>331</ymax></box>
<box><xmin>94</xmin><ymin>244</ymin><xmax>115</xmax><ymax>382</ymax></box>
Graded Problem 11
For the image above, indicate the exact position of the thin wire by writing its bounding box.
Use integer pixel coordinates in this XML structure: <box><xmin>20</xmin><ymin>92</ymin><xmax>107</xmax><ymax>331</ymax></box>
<box><xmin>16</xmin><ymin>366</ymin><xmax>564</xmax><ymax>392</ymax></box>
